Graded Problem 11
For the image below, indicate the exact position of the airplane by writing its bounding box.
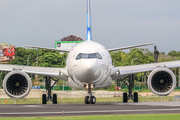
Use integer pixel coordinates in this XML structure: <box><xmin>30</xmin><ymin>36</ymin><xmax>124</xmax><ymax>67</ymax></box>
<box><xmin>1</xmin><ymin>0</ymin><xmax>180</xmax><ymax>104</ymax></box>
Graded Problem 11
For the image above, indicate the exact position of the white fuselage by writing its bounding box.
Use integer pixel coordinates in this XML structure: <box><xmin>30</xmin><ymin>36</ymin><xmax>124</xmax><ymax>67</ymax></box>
<box><xmin>66</xmin><ymin>41</ymin><xmax>113</xmax><ymax>89</ymax></box>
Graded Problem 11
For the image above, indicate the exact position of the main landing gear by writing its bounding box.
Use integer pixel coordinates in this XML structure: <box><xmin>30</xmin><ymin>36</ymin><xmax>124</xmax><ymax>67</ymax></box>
<box><xmin>42</xmin><ymin>76</ymin><xmax>58</xmax><ymax>104</ymax></box>
<box><xmin>121</xmin><ymin>74</ymin><xmax>138</xmax><ymax>103</ymax></box>
<box><xmin>84</xmin><ymin>84</ymin><xmax>96</xmax><ymax>104</ymax></box>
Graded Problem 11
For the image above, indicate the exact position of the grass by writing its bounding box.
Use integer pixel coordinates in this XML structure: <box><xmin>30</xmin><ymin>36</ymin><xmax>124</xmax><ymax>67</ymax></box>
<box><xmin>121</xmin><ymin>88</ymin><xmax>180</xmax><ymax>93</ymax></box>
<box><xmin>174</xmin><ymin>89</ymin><xmax>180</xmax><ymax>92</ymax></box>
<box><xmin>135</xmin><ymin>89</ymin><xmax>151</xmax><ymax>92</ymax></box>
<box><xmin>58</xmin><ymin>96</ymin><xmax>174</xmax><ymax>103</ymax></box>
<box><xmin>0</xmin><ymin>114</ymin><xmax>180</xmax><ymax>120</ymax></box>
<box><xmin>0</xmin><ymin>96</ymin><xmax>174</xmax><ymax>104</ymax></box>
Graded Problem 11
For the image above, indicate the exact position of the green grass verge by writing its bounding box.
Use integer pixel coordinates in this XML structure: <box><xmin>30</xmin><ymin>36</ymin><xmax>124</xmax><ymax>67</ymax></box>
<box><xmin>174</xmin><ymin>89</ymin><xmax>180</xmax><ymax>92</ymax></box>
<box><xmin>119</xmin><ymin>89</ymin><xmax>180</xmax><ymax>93</ymax></box>
<box><xmin>0</xmin><ymin>114</ymin><xmax>180</xmax><ymax>120</ymax></box>
<box><xmin>0</xmin><ymin>96</ymin><xmax>174</xmax><ymax>104</ymax></box>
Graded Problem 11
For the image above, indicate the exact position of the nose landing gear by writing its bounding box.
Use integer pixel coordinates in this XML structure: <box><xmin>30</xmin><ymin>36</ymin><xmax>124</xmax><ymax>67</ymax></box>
<box><xmin>84</xmin><ymin>84</ymin><xmax>96</xmax><ymax>104</ymax></box>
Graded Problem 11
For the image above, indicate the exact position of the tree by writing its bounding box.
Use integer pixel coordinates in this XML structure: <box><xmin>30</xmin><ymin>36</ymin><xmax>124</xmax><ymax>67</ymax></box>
<box><xmin>127</xmin><ymin>48</ymin><xmax>154</xmax><ymax>65</ymax></box>
<box><xmin>61</xmin><ymin>35</ymin><xmax>83</xmax><ymax>41</ymax></box>
<box><xmin>159</xmin><ymin>53</ymin><xmax>178</xmax><ymax>62</ymax></box>
<box><xmin>110</xmin><ymin>48</ymin><xmax>154</xmax><ymax>67</ymax></box>
<box><xmin>168</xmin><ymin>50</ymin><xmax>180</xmax><ymax>59</ymax></box>
<box><xmin>38</xmin><ymin>51</ymin><xmax>67</xmax><ymax>68</ymax></box>
<box><xmin>9</xmin><ymin>47</ymin><xmax>28</xmax><ymax>65</ymax></box>
<box><xmin>9</xmin><ymin>47</ymin><xmax>37</xmax><ymax>66</ymax></box>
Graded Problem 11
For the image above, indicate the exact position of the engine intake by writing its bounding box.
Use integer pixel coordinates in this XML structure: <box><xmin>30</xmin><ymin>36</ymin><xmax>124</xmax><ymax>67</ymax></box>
<box><xmin>148</xmin><ymin>68</ymin><xmax>176</xmax><ymax>96</ymax></box>
<box><xmin>3</xmin><ymin>71</ymin><xmax>32</xmax><ymax>99</ymax></box>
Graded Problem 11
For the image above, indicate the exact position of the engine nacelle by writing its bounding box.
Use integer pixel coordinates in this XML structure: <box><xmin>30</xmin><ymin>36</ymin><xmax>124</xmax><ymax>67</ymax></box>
<box><xmin>3</xmin><ymin>71</ymin><xmax>32</xmax><ymax>99</ymax></box>
<box><xmin>148</xmin><ymin>68</ymin><xmax>176</xmax><ymax>96</ymax></box>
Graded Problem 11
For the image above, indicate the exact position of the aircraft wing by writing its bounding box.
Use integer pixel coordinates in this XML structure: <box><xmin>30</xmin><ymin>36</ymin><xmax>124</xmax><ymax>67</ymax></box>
<box><xmin>0</xmin><ymin>64</ymin><xmax>69</xmax><ymax>80</ymax></box>
<box><xmin>24</xmin><ymin>45</ymin><xmax>70</xmax><ymax>52</ymax></box>
<box><xmin>108</xmin><ymin>43</ymin><xmax>154</xmax><ymax>52</ymax></box>
<box><xmin>111</xmin><ymin>61</ymin><xmax>180</xmax><ymax>80</ymax></box>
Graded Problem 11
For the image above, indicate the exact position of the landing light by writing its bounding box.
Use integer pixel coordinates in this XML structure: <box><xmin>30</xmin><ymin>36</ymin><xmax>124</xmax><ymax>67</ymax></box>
<box><xmin>116</xmin><ymin>71</ymin><xmax>119</xmax><ymax>75</ymax></box>
<box><xmin>85</xmin><ymin>84</ymin><xmax>94</xmax><ymax>89</ymax></box>
<box><xmin>60</xmin><ymin>73</ymin><xmax>63</xmax><ymax>76</ymax></box>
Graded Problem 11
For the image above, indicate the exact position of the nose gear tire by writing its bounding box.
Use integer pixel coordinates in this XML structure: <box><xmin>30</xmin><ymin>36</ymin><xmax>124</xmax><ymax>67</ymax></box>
<box><xmin>90</xmin><ymin>96</ymin><xmax>96</xmax><ymax>104</ymax></box>
<box><xmin>85</xmin><ymin>96</ymin><xmax>89</xmax><ymax>104</ymax></box>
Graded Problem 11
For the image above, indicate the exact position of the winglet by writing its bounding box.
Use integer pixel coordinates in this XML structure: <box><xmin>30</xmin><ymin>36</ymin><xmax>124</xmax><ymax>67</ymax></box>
<box><xmin>86</xmin><ymin>0</ymin><xmax>92</xmax><ymax>41</ymax></box>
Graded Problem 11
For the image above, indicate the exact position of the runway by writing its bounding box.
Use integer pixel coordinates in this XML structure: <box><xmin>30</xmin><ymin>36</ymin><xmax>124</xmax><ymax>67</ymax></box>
<box><xmin>0</xmin><ymin>102</ymin><xmax>180</xmax><ymax>117</ymax></box>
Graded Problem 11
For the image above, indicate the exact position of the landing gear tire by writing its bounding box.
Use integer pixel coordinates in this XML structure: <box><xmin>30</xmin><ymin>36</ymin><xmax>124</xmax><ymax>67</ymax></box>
<box><xmin>53</xmin><ymin>94</ymin><xmax>57</xmax><ymax>104</ymax></box>
<box><xmin>42</xmin><ymin>94</ymin><xmax>47</xmax><ymax>104</ymax></box>
<box><xmin>123</xmin><ymin>92</ymin><xmax>128</xmax><ymax>103</ymax></box>
<box><xmin>133</xmin><ymin>92</ymin><xmax>138</xmax><ymax>102</ymax></box>
<box><xmin>90</xmin><ymin>96</ymin><xmax>96</xmax><ymax>104</ymax></box>
<box><xmin>85</xmin><ymin>96</ymin><xmax>89</xmax><ymax>104</ymax></box>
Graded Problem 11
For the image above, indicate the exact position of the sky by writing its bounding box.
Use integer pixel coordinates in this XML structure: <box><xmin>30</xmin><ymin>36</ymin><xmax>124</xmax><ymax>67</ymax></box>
<box><xmin>0</xmin><ymin>0</ymin><xmax>180</xmax><ymax>53</ymax></box>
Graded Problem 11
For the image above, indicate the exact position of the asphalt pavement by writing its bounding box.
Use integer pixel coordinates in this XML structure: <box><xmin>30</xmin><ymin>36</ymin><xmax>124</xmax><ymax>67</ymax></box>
<box><xmin>0</xmin><ymin>101</ymin><xmax>180</xmax><ymax>117</ymax></box>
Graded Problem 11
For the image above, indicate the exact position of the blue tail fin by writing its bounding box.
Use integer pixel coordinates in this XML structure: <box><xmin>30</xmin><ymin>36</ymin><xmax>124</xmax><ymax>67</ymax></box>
<box><xmin>86</xmin><ymin>0</ymin><xmax>92</xmax><ymax>41</ymax></box>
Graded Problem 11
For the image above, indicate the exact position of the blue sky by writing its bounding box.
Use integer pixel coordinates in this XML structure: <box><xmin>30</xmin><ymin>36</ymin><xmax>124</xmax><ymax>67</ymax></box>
<box><xmin>0</xmin><ymin>0</ymin><xmax>180</xmax><ymax>53</ymax></box>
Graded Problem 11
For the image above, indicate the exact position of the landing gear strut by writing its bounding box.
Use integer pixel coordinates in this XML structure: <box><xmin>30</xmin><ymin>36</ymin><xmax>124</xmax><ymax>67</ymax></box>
<box><xmin>122</xmin><ymin>74</ymin><xmax>138</xmax><ymax>103</ymax></box>
<box><xmin>42</xmin><ymin>76</ymin><xmax>58</xmax><ymax>104</ymax></box>
<box><xmin>85</xmin><ymin>84</ymin><xmax>96</xmax><ymax>104</ymax></box>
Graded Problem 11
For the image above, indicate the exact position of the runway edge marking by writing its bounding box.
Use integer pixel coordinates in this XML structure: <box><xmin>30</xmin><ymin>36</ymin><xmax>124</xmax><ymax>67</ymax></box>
<box><xmin>1</xmin><ymin>108</ymin><xmax>180</xmax><ymax>115</ymax></box>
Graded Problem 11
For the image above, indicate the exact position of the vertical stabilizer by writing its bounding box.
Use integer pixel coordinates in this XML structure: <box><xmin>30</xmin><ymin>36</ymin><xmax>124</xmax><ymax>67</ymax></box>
<box><xmin>86</xmin><ymin>0</ymin><xmax>92</xmax><ymax>41</ymax></box>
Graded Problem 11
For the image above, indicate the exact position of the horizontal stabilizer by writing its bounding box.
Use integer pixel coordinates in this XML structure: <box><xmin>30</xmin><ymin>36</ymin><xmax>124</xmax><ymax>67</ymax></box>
<box><xmin>24</xmin><ymin>45</ymin><xmax>70</xmax><ymax>52</ymax></box>
<box><xmin>108</xmin><ymin>42</ymin><xmax>155</xmax><ymax>52</ymax></box>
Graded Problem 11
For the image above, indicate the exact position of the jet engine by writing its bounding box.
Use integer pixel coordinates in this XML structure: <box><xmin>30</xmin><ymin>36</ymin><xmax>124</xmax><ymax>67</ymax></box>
<box><xmin>3</xmin><ymin>71</ymin><xmax>32</xmax><ymax>99</ymax></box>
<box><xmin>148</xmin><ymin>67</ymin><xmax>176</xmax><ymax>96</ymax></box>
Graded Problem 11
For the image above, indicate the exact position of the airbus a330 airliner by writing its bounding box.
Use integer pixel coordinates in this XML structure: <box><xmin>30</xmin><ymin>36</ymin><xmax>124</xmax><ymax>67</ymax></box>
<box><xmin>1</xmin><ymin>0</ymin><xmax>180</xmax><ymax>104</ymax></box>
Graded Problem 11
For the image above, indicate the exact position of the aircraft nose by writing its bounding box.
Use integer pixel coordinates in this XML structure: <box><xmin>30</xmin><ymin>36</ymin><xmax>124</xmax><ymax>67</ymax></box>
<box><xmin>75</xmin><ymin>59</ymin><xmax>98</xmax><ymax>82</ymax></box>
<box><xmin>82</xmin><ymin>59</ymin><xmax>97</xmax><ymax>70</ymax></box>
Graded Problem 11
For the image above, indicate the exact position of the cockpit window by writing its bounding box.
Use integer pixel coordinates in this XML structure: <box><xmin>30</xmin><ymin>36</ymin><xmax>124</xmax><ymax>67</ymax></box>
<box><xmin>76</xmin><ymin>53</ymin><xmax>102</xmax><ymax>60</ymax></box>
<box><xmin>96</xmin><ymin>53</ymin><xmax>102</xmax><ymax>59</ymax></box>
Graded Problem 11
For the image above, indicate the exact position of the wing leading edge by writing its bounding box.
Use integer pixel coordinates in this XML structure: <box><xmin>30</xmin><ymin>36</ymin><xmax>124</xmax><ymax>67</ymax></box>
<box><xmin>0</xmin><ymin>64</ymin><xmax>69</xmax><ymax>81</ymax></box>
<box><xmin>111</xmin><ymin>61</ymin><xmax>180</xmax><ymax>80</ymax></box>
